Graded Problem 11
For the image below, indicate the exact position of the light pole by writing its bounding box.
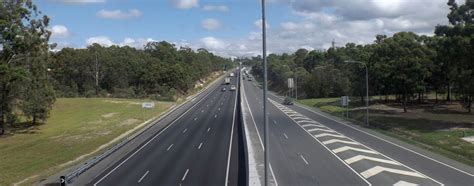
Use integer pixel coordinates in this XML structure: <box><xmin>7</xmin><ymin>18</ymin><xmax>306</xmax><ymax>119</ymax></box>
<box><xmin>345</xmin><ymin>60</ymin><xmax>369</xmax><ymax>126</ymax></box>
<box><xmin>260</xmin><ymin>0</ymin><xmax>269</xmax><ymax>185</ymax></box>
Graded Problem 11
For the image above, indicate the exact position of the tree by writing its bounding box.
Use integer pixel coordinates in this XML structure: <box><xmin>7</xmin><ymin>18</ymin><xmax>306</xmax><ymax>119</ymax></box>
<box><xmin>0</xmin><ymin>0</ymin><xmax>54</xmax><ymax>133</ymax></box>
<box><xmin>372</xmin><ymin>32</ymin><xmax>432</xmax><ymax>112</ymax></box>
<box><xmin>435</xmin><ymin>0</ymin><xmax>474</xmax><ymax>112</ymax></box>
<box><xmin>304</xmin><ymin>65</ymin><xmax>350</xmax><ymax>98</ymax></box>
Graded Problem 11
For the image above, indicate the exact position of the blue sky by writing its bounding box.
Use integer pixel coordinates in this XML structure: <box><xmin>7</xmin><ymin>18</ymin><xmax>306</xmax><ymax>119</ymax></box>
<box><xmin>38</xmin><ymin>0</ymin><xmax>452</xmax><ymax>57</ymax></box>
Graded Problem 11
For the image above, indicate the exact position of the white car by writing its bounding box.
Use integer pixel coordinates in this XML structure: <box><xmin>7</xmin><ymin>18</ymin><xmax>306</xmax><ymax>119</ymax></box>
<box><xmin>230</xmin><ymin>85</ymin><xmax>236</xmax><ymax>91</ymax></box>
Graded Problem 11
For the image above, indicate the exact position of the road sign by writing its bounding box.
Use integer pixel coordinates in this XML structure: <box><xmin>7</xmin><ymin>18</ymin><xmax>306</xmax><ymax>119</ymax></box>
<box><xmin>60</xmin><ymin>176</ymin><xmax>66</xmax><ymax>186</ymax></box>
<box><xmin>142</xmin><ymin>102</ymin><xmax>155</xmax><ymax>109</ymax></box>
<box><xmin>288</xmin><ymin>78</ymin><xmax>294</xmax><ymax>88</ymax></box>
<box><xmin>341</xmin><ymin>96</ymin><xmax>349</xmax><ymax>106</ymax></box>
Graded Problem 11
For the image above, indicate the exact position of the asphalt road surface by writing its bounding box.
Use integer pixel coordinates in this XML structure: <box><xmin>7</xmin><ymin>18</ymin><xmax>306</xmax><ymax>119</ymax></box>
<box><xmin>241</xmin><ymin>73</ymin><xmax>473</xmax><ymax>186</ymax></box>
<box><xmin>90</xmin><ymin>73</ymin><xmax>241</xmax><ymax>186</ymax></box>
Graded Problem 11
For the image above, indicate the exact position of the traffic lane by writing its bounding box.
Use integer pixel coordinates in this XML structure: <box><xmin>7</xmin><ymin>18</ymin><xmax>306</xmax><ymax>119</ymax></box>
<box><xmin>141</xmin><ymin>83</ymin><xmax>237</xmax><ymax>185</ymax></box>
<box><xmin>92</xmin><ymin>80</ymin><xmax>230</xmax><ymax>185</ymax></box>
<box><xmin>268</xmin><ymin>94</ymin><xmax>474</xmax><ymax>185</ymax></box>
<box><xmin>243</xmin><ymin>80</ymin><xmax>368</xmax><ymax>185</ymax></box>
<box><xmin>144</xmin><ymin>77</ymin><xmax>238</xmax><ymax>185</ymax></box>
<box><xmin>269</xmin><ymin>99</ymin><xmax>440</xmax><ymax>186</ymax></box>
<box><xmin>145</xmin><ymin>89</ymin><xmax>236</xmax><ymax>185</ymax></box>
<box><xmin>181</xmin><ymin>83</ymin><xmax>238</xmax><ymax>185</ymax></box>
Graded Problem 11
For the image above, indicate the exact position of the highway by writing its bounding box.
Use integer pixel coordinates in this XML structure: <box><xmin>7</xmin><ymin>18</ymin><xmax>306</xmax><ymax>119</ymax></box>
<box><xmin>89</xmin><ymin>72</ymin><xmax>243</xmax><ymax>186</ymax></box>
<box><xmin>241</xmin><ymin>71</ymin><xmax>474</xmax><ymax>185</ymax></box>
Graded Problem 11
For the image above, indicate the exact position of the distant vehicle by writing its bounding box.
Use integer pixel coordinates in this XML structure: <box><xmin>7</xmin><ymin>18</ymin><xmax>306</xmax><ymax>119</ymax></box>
<box><xmin>248</xmin><ymin>78</ymin><xmax>252</xmax><ymax>81</ymax></box>
<box><xmin>221</xmin><ymin>87</ymin><xmax>226</xmax><ymax>92</ymax></box>
<box><xmin>283</xmin><ymin>97</ymin><xmax>294</xmax><ymax>105</ymax></box>
<box><xmin>230</xmin><ymin>85</ymin><xmax>236</xmax><ymax>91</ymax></box>
<box><xmin>230</xmin><ymin>72</ymin><xmax>235</xmax><ymax>77</ymax></box>
<box><xmin>224</xmin><ymin>77</ymin><xmax>231</xmax><ymax>84</ymax></box>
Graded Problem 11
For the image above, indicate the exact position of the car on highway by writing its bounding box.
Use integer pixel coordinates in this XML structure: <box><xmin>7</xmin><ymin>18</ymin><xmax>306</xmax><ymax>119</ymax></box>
<box><xmin>230</xmin><ymin>85</ymin><xmax>236</xmax><ymax>91</ymax></box>
<box><xmin>221</xmin><ymin>87</ymin><xmax>226</xmax><ymax>92</ymax></box>
<box><xmin>283</xmin><ymin>97</ymin><xmax>294</xmax><ymax>105</ymax></box>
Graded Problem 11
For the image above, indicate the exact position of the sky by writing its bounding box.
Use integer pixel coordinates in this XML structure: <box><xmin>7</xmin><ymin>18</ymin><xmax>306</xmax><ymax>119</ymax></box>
<box><xmin>38</xmin><ymin>0</ymin><xmax>454</xmax><ymax>57</ymax></box>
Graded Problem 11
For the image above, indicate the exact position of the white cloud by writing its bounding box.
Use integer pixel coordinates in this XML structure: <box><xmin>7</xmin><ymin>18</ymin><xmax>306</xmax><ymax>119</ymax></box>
<box><xmin>280</xmin><ymin>22</ymin><xmax>297</xmax><ymax>30</ymax></box>
<box><xmin>119</xmin><ymin>37</ymin><xmax>156</xmax><ymax>48</ymax></box>
<box><xmin>170</xmin><ymin>0</ymin><xmax>199</xmax><ymax>9</ymax></box>
<box><xmin>97</xmin><ymin>9</ymin><xmax>142</xmax><ymax>19</ymax></box>
<box><xmin>201</xmin><ymin>18</ymin><xmax>220</xmax><ymax>30</ymax></box>
<box><xmin>86</xmin><ymin>36</ymin><xmax>114</xmax><ymax>47</ymax></box>
<box><xmin>201</xmin><ymin>0</ymin><xmax>448</xmax><ymax>57</ymax></box>
<box><xmin>202</xmin><ymin>5</ymin><xmax>229</xmax><ymax>12</ymax></box>
<box><xmin>200</xmin><ymin>37</ymin><xmax>227</xmax><ymax>50</ymax></box>
<box><xmin>45</xmin><ymin>0</ymin><xmax>105</xmax><ymax>4</ymax></box>
<box><xmin>254</xmin><ymin>19</ymin><xmax>269</xmax><ymax>29</ymax></box>
<box><xmin>50</xmin><ymin>25</ymin><xmax>70</xmax><ymax>38</ymax></box>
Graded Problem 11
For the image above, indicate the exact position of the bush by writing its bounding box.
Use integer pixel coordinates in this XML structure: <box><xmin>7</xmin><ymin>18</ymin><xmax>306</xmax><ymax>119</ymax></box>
<box><xmin>112</xmin><ymin>88</ymin><xmax>135</xmax><ymax>98</ymax></box>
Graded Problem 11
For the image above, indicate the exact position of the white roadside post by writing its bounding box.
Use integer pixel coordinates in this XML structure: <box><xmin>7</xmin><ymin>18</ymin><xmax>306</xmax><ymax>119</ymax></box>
<box><xmin>288</xmin><ymin>78</ymin><xmax>294</xmax><ymax>99</ymax></box>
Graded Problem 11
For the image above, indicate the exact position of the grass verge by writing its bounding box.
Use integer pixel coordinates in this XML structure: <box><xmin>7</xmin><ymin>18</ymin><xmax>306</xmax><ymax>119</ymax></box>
<box><xmin>0</xmin><ymin>98</ymin><xmax>174</xmax><ymax>185</ymax></box>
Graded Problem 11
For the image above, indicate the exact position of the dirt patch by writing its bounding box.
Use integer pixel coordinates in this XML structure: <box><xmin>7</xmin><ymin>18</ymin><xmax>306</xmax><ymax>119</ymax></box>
<box><xmin>94</xmin><ymin>130</ymin><xmax>112</xmax><ymax>136</ymax></box>
<box><xmin>87</xmin><ymin>119</ymin><xmax>103</xmax><ymax>125</ymax></box>
<box><xmin>101</xmin><ymin>112</ymin><xmax>118</xmax><ymax>118</ymax></box>
<box><xmin>119</xmin><ymin>118</ymin><xmax>140</xmax><ymax>126</ymax></box>
<box><xmin>103</xmin><ymin>100</ymin><xmax>141</xmax><ymax>105</ymax></box>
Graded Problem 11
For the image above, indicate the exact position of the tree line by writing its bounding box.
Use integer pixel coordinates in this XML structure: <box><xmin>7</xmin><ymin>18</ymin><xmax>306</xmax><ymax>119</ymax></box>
<box><xmin>50</xmin><ymin>42</ymin><xmax>232</xmax><ymax>99</ymax></box>
<box><xmin>246</xmin><ymin>0</ymin><xmax>473</xmax><ymax>113</ymax></box>
<box><xmin>0</xmin><ymin>0</ymin><xmax>233</xmax><ymax>134</ymax></box>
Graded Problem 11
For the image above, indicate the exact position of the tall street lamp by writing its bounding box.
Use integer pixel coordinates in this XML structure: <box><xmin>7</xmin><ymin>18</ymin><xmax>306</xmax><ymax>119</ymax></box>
<box><xmin>344</xmin><ymin>60</ymin><xmax>369</xmax><ymax>126</ymax></box>
<box><xmin>260</xmin><ymin>0</ymin><xmax>269</xmax><ymax>185</ymax></box>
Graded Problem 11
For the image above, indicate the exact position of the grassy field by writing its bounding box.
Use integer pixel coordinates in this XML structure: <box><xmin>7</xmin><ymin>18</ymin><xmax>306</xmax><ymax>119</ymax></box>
<box><xmin>0</xmin><ymin>98</ymin><xmax>174</xmax><ymax>185</ymax></box>
<box><xmin>298</xmin><ymin>97</ymin><xmax>474</xmax><ymax>166</ymax></box>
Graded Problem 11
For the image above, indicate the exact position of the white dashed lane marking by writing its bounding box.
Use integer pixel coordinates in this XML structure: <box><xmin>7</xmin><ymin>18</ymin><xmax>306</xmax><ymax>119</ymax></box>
<box><xmin>166</xmin><ymin>144</ymin><xmax>173</xmax><ymax>151</ymax></box>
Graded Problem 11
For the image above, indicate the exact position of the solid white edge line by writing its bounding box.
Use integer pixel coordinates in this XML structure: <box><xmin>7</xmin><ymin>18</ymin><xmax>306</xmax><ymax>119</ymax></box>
<box><xmin>93</xmin><ymin>79</ymin><xmax>221</xmax><ymax>186</ymax></box>
<box><xmin>268</xmin><ymin>100</ymin><xmax>371</xmax><ymax>186</ymax></box>
<box><xmin>294</xmin><ymin>101</ymin><xmax>474</xmax><ymax>177</ymax></box>
<box><xmin>272</xmin><ymin>100</ymin><xmax>445</xmax><ymax>186</ymax></box>
<box><xmin>224</xmin><ymin>75</ymin><xmax>239</xmax><ymax>186</ymax></box>
<box><xmin>137</xmin><ymin>170</ymin><xmax>149</xmax><ymax>183</ymax></box>
<box><xmin>242</xmin><ymin>79</ymin><xmax>278</xmax><ymax>186</ymax></box>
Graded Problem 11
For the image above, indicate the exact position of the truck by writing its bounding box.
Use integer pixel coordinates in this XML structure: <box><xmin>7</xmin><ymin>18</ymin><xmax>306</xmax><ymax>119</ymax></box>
<box><xmin>224</xmin><ymin>77</ymin><xmax>231</xmax><ymax>84</ymax></box>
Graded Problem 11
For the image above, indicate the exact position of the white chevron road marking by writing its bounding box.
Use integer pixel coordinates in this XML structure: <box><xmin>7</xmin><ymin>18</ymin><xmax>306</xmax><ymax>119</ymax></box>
<box><xmin>332</xmin><ymin>146</ymin><xmax>378</xmax><ymax>154</ymax></box>
<box><xmin>322</xmin><ymin>139</ymin><xmax>360</xmax><ymax>145</ymax></box>
<box><xmin>314</xmin><ymin>133</ymin><xmax>346</xmax><ymax>138</ymax></box>
<box><xmin>307</xmin><ymin>128</ymin><xmax>335</xmax><ymax>133</ymax></box>
<box><xmin>393</xmin><ymin>181</ymin><xmax>419</xmax><ymax>186</ymax></box>
<box><xmin>345</xmin><ymin>155</ymin><xmax>400</xmax><ymax>165</ymax></box>
<box><xmin>297</xmin><ymin>120</ymin><xmax>318</xmax><ymax>124</ymax></box>
<box><xmin>293</xmin><ymin>116</ymin><xmax>309</xmax><ymax>120</ymax></box>
<box><xmin>360</xmin><ymin>166</ymin><xmax>425</xmax><ymax>179</ymax></box>
<box><xmin>301</xmin><ymin>124</ymin><xmax>325</xmax><ymax>128</ymax></box>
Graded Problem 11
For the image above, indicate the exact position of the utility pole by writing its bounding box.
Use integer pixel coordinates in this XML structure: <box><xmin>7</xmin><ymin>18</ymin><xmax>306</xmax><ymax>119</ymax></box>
<box><xmin>345</xmin><ymin>60</ymin><xmax>369</xmax><ymax>126</ymax></box>
<box><xmin>261</xmin><ymin>0</ymin><xmax>269</xmax><ymax>185</ymax></box>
